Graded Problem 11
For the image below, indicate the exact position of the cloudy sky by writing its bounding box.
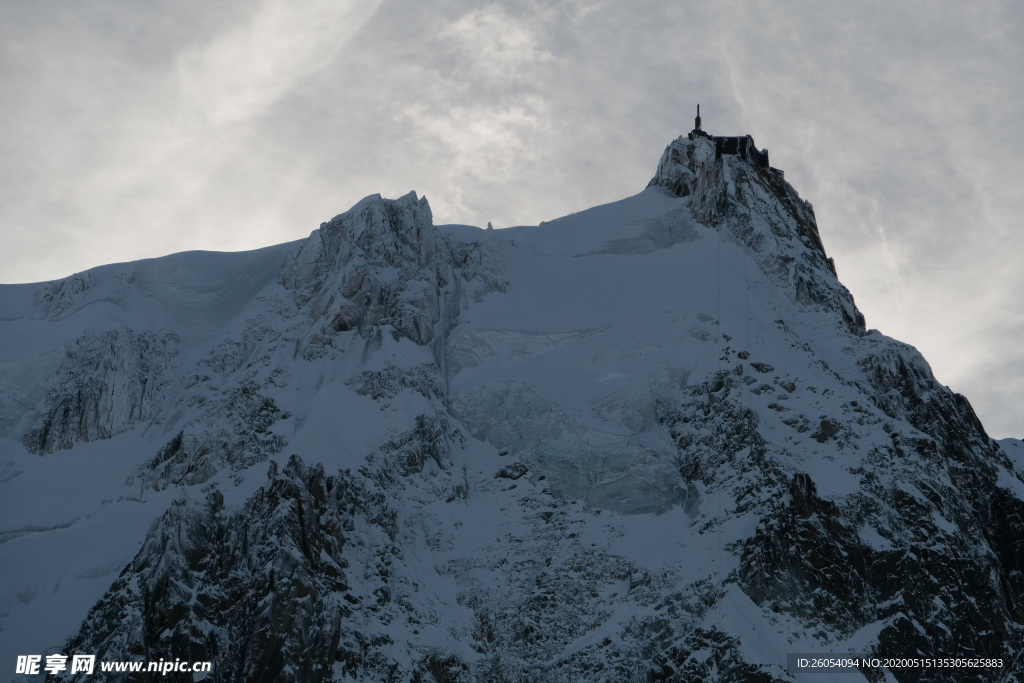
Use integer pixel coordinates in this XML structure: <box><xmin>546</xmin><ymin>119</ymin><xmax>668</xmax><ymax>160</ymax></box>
<box><xmin>1</xmin><ymin>0</ymin><xmax>1021</xmax><ymax>438</ymax></box>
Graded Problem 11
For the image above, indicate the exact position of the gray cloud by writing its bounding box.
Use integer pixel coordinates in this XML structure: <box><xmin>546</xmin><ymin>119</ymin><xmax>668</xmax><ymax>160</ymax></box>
<box><xmin>699</xmin><ymin>0</ymin><xmax>1024</xmax><ymax>437</ymax></box>
<box><xmin>1</xmin><ymin>1</ymin><xmax>1021</xmax><ymax>437</ymax></box>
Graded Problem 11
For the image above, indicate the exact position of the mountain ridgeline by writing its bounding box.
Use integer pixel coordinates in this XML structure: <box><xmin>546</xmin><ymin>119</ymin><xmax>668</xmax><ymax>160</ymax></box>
<box><xmin>2</xmin><ymin>131</ymin><xmax>1022</xmax><ymax>682</ymax></box>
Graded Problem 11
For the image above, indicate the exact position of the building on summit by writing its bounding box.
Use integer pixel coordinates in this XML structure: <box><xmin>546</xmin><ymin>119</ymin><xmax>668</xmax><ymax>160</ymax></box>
<box><xmin>688</xmin><ymin>104</ymin><xmax>771</xmax><ymax>170</ymax></box>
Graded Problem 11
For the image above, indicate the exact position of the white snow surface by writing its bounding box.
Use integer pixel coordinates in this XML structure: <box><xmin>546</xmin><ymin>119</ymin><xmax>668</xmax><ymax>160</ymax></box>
<box><xmin>1</xmin><ymin>136</ymin><xmax>1020</xmax><ymax>680</ymax></box>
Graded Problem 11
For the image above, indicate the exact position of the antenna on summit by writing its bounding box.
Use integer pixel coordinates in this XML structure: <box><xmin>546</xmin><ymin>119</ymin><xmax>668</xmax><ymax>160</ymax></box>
<box><xmin>689</xmin><ymin>104</ymin><xmax>711</xmax><ymax>140</ymax></box>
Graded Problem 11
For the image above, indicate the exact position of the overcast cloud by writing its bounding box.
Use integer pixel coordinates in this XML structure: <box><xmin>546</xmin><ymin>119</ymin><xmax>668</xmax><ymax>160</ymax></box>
<box><xmin>1</xmin><ymin>0</ymin><xmax>1021</xmax><ymax>438</ymax></box>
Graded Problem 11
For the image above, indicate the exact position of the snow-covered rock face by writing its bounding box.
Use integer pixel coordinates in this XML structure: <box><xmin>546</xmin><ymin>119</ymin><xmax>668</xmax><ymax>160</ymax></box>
<box><xmin>63</xmin><ymin>456</ymin><xmax>366</xmax><ymax>682</ymax></box>
<box><xmin>22</xmin><ymin>329</ymin><xmax>180</xmax><ymax>453</ymax></box>
<box><xmin>2</xmin><ymin>137</ymin><xmax>1023</xmax><ymax>682</ymax></box>
<box><xmin>650</xmin><ymin>135</ymin><xmax>866</xmax><ymax>334</ymax></box>
<box><xmin>282</xmin><ymin>191</ymin><xmax>449</xmax><ymax>350</ymax></box>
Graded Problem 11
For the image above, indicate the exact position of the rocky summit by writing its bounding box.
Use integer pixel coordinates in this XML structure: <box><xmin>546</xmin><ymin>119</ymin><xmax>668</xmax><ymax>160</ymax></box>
<box><xmin>1</xmin><ymin>129</ymin><xmax>1022</xmax><ymax>682</ymax></box>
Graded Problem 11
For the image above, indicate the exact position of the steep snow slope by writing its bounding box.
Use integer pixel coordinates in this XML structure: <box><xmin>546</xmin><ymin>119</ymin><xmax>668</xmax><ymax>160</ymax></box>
<box><xmin>0</xmin><ymin>244</ymin><xmax>297</xmax><ymax>668</ymax></box>
<box><xmin>1</xmin><ymin>134</ymin><xmax>1021</xmax><ymax>682</ymax></box>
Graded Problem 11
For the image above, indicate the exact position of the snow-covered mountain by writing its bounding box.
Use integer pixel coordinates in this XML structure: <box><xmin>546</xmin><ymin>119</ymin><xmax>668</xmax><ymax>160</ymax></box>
<box><xmin>2</xmin><ymin>130</ymin><xmax>1022</xmax><ymax>682</ymax></box>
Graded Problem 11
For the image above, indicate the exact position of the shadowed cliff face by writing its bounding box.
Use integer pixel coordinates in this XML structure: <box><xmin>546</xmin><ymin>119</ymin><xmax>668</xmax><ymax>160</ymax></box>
<box><xmin>60</xmin><ymin>457</ymin><xmax>366</xmax><ymax>683</ymax></box>
<box><xmin>23</xmin><ymin>329</ymin><xmax>180</xmax><ymax>454</ymax></box>
<box><xmin>9</xmin><ymin>136</ymin><xmax>1023</xmax><ymax>682</ymax></box>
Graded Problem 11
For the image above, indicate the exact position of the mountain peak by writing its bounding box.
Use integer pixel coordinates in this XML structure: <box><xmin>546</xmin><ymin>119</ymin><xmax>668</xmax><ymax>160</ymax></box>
<box><xmin>3</xmin><ymin>125</ymin><xmax>1023</xmax><ymax>681</ymax></box>
<box><xmin>280</xmin><ymin>190</ymin><xmax>447</xmax><ymax>348</ymax></box>
<box><xmin>649</xmin><ymin>130</ymin><xmax>866</xmax><ymax>334</ymax></box>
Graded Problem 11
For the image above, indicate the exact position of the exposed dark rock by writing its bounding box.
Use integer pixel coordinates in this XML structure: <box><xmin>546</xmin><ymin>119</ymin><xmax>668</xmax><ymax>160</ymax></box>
<box><xmin>136</xmin><ymin>383</ymin><xmax>287</xmax><ymax>490</ymax></box>
<box><xmin>810</xmin><ymin>418</ymin><xmax>841</xmax><ymax>442</ymax></box>
<box><xmin>54</xmin><ymin>456</ymin><xmax>368</xmax><ymax>683</ymax></box>
<box><xmin>376</xmin><ymin>413</ymin><xmax>461</xmax><ymax>477</ymax></box>
<box><xmin>350</xmin><ymin>362</ymin><xmax>443</xmax><ymax>402</ymax></box>
<box><xmin>447</xmin><ymin>231</ymin><xmax>509</xmax><ymax>295</ymax></box>
<box><xmin>648</xmin><ymin>628</ymin><xmax>782</xmax><ymax>682</ymax></box>
<box><xmin>23</xmin><ymin>329</ymin><xmax>179</xmax><ymax>454</ymax></box>
<box><xmin>39</xmin><ymin>271</ymin><xmax>94</xmax><ymax>319</ymax></box>
<box><xmin>495</xmin><ymin>462</ymin><xmax>528</xmax><ymax>480</ymax></box>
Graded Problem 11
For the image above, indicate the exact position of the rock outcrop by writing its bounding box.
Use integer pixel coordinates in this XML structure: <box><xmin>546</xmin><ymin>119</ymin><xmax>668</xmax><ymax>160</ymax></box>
<box><xmin>57</xmin><ymin>456</ymin><xmax>364</xmax><ymax>683</ymax></box>
<box><xmin>281</xmin><ymin>192</ymin><xmax>450</xmax><ymax>350</ymax></box>
<box><xmin>650</xmin><ymin>135</ymin><xmax>866</xmax><ymax>334</ymax></box>
<box><xmin>24</xmin><ymin>329</ymin><xmax>179</xmax><ymax>453</ymax></box>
